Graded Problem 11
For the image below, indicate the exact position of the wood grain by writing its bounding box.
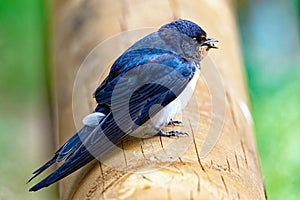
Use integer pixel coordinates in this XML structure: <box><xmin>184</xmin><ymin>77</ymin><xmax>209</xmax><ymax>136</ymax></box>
<box><xmin>53</xmin><ymin>0</ymin><xmax>265</xmax><ymax>199</ymax></box>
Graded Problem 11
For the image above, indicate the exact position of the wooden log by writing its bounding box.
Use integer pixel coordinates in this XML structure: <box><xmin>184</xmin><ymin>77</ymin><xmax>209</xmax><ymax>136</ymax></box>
<box><xmin>53</xmin><ymin>0</ymin><xmax>265</xmax><ymax>199</ymax></box>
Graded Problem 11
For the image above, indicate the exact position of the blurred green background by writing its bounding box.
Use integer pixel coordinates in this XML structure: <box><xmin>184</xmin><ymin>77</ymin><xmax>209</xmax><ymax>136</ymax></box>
<box><xmin>238</xmin><ymin>0</ymin><xmax>300</xmax><ymax>199</ymax></box>
<box><xmin>0</xmin><ymin>0</ymin><xmax>57</xmax><ymax>199</ymax></box>
<box><xmin>0</xmin><ymin>0</ymin><xmax>299</xmax><ymax>199</ymax></box>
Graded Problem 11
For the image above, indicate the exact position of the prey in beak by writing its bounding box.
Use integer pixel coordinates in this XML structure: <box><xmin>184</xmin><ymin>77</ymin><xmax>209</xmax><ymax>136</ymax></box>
<box><xmin>201</xmin><ymin>38</ymin><xmax>218</xmax><ymax>49</ymax></box>
<box><xmin>197</xmin><ymin>37</ymin><xmax>218</xmax><ymax>60</ymax></box>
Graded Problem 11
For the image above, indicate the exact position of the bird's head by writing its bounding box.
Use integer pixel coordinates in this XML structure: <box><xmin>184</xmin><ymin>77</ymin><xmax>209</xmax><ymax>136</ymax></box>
<box><xmin>160</xmin><ymin>19</ymin><xmax>218</xmax><ymax>60</ymax></box>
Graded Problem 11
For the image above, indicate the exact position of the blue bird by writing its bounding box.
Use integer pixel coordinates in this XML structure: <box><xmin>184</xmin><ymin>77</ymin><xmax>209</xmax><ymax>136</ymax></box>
<box><xmin>28</xmin><ymin>19</ymin><xmax>218</xmax><ymax>191</ymax></box>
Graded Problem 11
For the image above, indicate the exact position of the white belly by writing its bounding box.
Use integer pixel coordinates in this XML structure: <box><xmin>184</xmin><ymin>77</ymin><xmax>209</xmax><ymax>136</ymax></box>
<box><xmin>150</xmin><ymin>69</ymin><xmax>200</xmax><ymax>129</ymax></box>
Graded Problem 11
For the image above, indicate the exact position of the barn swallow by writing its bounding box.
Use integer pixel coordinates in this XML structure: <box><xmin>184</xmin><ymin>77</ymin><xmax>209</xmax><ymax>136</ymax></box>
<box><xmin>28</xmin><ymin>19</ymin><xmax>218</xmax><ymax>191</ymax></box>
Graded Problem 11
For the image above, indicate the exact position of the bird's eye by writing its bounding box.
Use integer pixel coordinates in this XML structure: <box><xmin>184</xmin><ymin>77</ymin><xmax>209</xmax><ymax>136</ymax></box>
<box><xmin>198</xmin><ymin>35</ymin><xmax>206</xmax><ymax>41</ymax></box>
<box><xmin>193</xmin><ymin>37</ymin><xmax>197</xmax><ymax>41</ymax></box>
<box><xmin>195</xmin><ymin>34</ymin><xmax>207</xmax><ymax>44</ymax></box>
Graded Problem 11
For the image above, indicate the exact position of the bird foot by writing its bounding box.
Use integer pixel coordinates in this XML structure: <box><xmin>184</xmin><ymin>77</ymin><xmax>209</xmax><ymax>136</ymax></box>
<box><xmin>167</xmin><ymin>119</ymin><xmax>183</xmax><ymax>126</ymax></box>
<box><xmin>153</xmin><ymin>130</ymin><xmax>188</xmax><ymax>137</ymax></box>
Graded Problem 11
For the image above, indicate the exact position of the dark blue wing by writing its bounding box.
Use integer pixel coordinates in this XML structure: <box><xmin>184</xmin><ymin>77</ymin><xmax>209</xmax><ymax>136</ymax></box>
<box><xmin>29</xmin><ymin>49</ymin><xmax>196</xmax><ymax>191</ymax></box>
<box><xmin>94</xmin><ymin>48</ymin><xmax>195</xmax><ymax>105</ymax></box>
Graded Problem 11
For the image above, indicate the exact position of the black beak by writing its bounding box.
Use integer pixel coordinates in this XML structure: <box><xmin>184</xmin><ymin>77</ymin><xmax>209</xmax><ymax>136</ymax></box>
<box><xmin>201</xmin><ymin>38</ymin><xmax>218</xmax><ymax>49</ymax></box>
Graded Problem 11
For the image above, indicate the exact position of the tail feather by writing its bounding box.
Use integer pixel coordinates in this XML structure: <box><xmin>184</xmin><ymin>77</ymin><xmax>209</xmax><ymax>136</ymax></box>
<box><xmin>27</xmin><ymin>156</ymin><xmax>57</xmax><ymax>183</ymax></box>
<box><xmin>29</xmin><ymin>147</ymin><xmax>95</xmax><ymax>191</ymax></box>
<box><xmin>55</xmin><ymin>126</ymin><xmax>94</xmax><ymax>162</ymax></box>
<box><xmin>27</xmin><ymin>125</ymin><xmax>94</xmax><ymax>184</ymax></box>
<box><xmin>29</xmin><ymin>113</ymin><xmax>128</xmax><ymax>191</ymax></box>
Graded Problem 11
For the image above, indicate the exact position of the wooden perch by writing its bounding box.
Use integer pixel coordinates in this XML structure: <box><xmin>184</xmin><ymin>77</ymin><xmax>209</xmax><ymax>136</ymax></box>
<box><xmin>53</xmin><ymin>0</ymin><xmax>265</xmax><ymax>199</ymax></box>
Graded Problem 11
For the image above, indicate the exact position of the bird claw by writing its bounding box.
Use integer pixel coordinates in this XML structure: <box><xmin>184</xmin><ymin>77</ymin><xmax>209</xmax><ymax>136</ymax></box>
<box><xmin>167</xmin><ymin>119</ymin><xmax>183</xmax><ymax>126</ymax></box>
<box><xmin>156</xmin><ymin>130</ymin><xmax>188</xmax><ymax>137</ymax></box>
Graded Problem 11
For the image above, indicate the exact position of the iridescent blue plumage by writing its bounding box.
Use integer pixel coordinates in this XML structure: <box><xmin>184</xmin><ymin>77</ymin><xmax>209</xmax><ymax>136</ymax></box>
<box><xmin>28</xmin><ymin>19</ymin><xmax>217</xmax><ymax>191</ymax></box>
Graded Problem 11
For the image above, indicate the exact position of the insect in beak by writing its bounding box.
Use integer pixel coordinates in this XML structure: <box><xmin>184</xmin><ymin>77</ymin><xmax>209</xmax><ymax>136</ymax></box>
<box><xmin>201</xmin><ymin>38</ymin><xmax>219</xmax><ymax>49</ymax></box>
